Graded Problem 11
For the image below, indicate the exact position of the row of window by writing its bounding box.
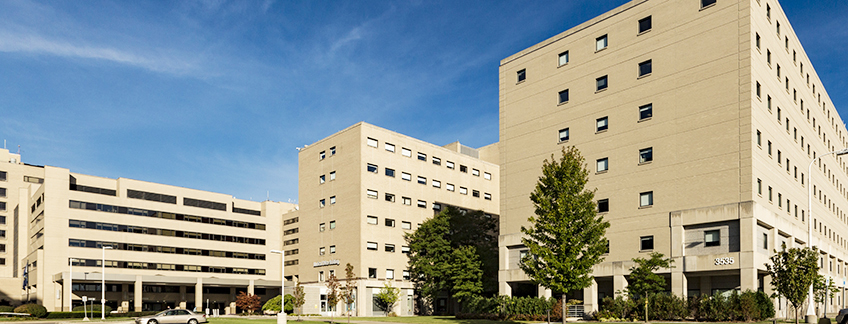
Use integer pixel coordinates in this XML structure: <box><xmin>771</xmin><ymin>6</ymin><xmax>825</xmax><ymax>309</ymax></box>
<box><xmin>68</xmin><ymin>219</ymin><xmax>266</xmax><ymax>245</ymax></box>
<box><xmin>69</xmin><ymin>239</ymin><xmax>266</xmax><ymax>260</ymax></box>
<box><xmin>366</xmin><ymin>137</ymin><xmax>493</xmax><ymax>180</ymax></box>
<box><xmin>366</xmin><ymin>216</ymin><xmax>414</xmax><ymax>229</ymax></box>
<box><xmin>556</xmin><ymin>106</ymin><xmax>653</xmax><ymax>143</ymax></box>
<box><xmin>70</xmin><ymin>258</ymin><xmax>264</xmax><ymax>275</ymax></box>
<box><xmin>366</xmin><ymin>164</ymin><xmax>493</xmax><ymax>198</ymax></box>
<box><xmin>69</xmin><ymin>200</ymin><xmax>266</xmax><ymax>230</ymax></box>
<box><xmin>317</xmin><ymin>268</ymin><xmax>410</xmax><ymax>282</ymax></box>
<box><xmin>596</xmin><ymin>191</ymin><xmax>654</xmax><ymax>213</ymax></box>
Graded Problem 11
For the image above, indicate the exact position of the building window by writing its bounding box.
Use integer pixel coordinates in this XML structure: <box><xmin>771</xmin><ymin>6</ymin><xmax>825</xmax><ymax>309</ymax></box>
<box><xmin>756</xmin><ymin>33</ymin><xmax>760</xmax><ymax>50</ymax></box>
<box><xmin>638</xmin><ymin>60</ymin><xmax>652</xmax><ymax>77</ymax></box>
<box><xmin>459</xmin><ymin>187</ymin><xmax>468</xmax><ymax>195</ymax></box>
<box><xmin>433</xmin><ymin>157</ymin><xmax>441</xmax><ymax>165</ymax></box>
<box><xmin>705</xmin><ymin>230</ymin><xmax>720</xmax><ymax>247</ymax></box>
<box><xmin>596</xmin><ymin>75</ymin><xmax>609</xmax><ymax>91</ymax></box>
<box><xmin>330</xmin><ymin>245</ymin><xmax>336</xmax><ymax>254</ymax></box>
<box><xmin>639</xmin><ymin>147</ymin><xmax>653</xmax><ymax>163</ymax></box>
<box><xmin>386</xmin><ymin>269</ymin><xmax>395</xmax><ymax>279</ymax></box>
<box><xmin>320</xmin><ymin>175</ymin><xmax>325</xmax><ymax>184</ymax></box>
<box><xmin>484</xmin><ymin>172</ymin><xmax>492</xmax><ymax>180</ymax></box>
<box><xmin>640</xmin><ymin>236</ymin><xmax>654</xmax><ymax>250</ymax></box>
<box><xmin>517</xmin><ymin>69</ymin><xmax>526</xmax><ymax>83</ymax></box>
<box><xmin>417</xmin><ymin>200</ymin><xmax>426</xmax><ymax>208</ymax></box>
<box><xmin>558</xmin><ymin>89</ymin><xmax>569</xmax><ymax>104</ymax></box>
<box><xmin>330</xmin><ymin>196</ymin><xmax>336</xmax><ymax>204</ymax></box>
<box><xmin>472</xmin><ymin>190</ymin><xmax>480</xmax><ymax>198</ymax></box>
<box><xmin>402</xmin><ymin>197</ymin><xmax>411</xmax><ymax>205</ymax></box>
<box><xmin>366</xmin><ymin>189</ymin><xmax>378</xmax><ymax>199</ymax></box>
<box><xmin>401</xmin><ymin>172</ymin><xmax>411</xmax><ymax>181</ymax></box>
<box><xmin>319</xmin><ymin>247</ymin><xmax>325</xmax><ymax>256</ymax></box>
<box><xmin>385</xmin><ymin>143</ymin><xmax>395</xmax><ymax>152</ymax></box>
<box><xmin>433</xmin><ymin>203</ymin><xmax>441</xmax><ymax>211</ymax></box>
<box><xmin>417</xmin><ymin>152</ymin><xmax>427</xmax><ymax>161</ymax></box>
<box><xmin>446</xmin><ymin>161</ymin><xmax>455</xmax><ymax>169</ymax></box>
<box><xmin>385</xmin><ymin>168</ymin><xmax>395</xmax><ymax>177</ymax></box>
<box><xmin>596</xmin><ymin>35</ymin><xmax>608</xmax><ymax>51</ymax></box>
<box><xmin>558</xmin><ymin>128</ymin><xmax>570</xmax><ymax>142</ymax></box>
<box><xmin>385</xmin><ymin>193</ymin><xmax>395</xmax><ymax>202</ymax></box>
<box><xmin>0</xmin><ymin>171</ymin><xmax>5</xmax><ymax>181</ymax></box>
<box><xmin>367</xmin><ymin>163</ymin><xmax>378</xmax><ymax>173</ymax></box>
<box><xmin>763</xmin><ymin>233</ymin><xmax>768</xmax><ymax>250</ymax></box>
<box><xmin>330</xmin><ymin>171</ymin><xmax>336</xmax><ymax>180</ymax></box>
<box><xmin>330</xmin><ymin>146</ymin><xmax>336</xmax><ymax>155</ymax></box>
<box><xmin>598</xmin><ymin>199</ymin><xmax>609</xmax><ymax>213</ymax></box>
<box><xmin>319</xmin><ymin>271</ymin><xmax>324</xmax><ymax>282</ymax></box>
<box><xmin>701</xmin><ymin>0</ymin><xmax>716</xmax><ymax>9</ymax></box>
<box><xmin>766</xmin><ymin>4</ymin><xmax>771</xmax><ymax>20</ymax></box>
<box><xmin>484</xmin><ymin>193</ymin><xmax>492</xmax><ymax>200</ymax></box>
<box><xmin>402</xmin><ymin>148</ymin><xmax>412</xmax><ymax>157</ymax></box>
<box><xmin>320</xmin><ymin>199</ymin><xmax>325</xmax><ymax>208</ymax></box>
<box><xmin>639</xmin><ymin>104</ymin><xmax>652</xmax><ymax>120</ymax></box>
<box><xmin>385</xmin><ymin>218</ymin><xmax>396</xmax><ymax>227</ymax></box>
<box><xmin>385</xmin><ymin>244</ymin><xmax>396</xmax><ymax>253</ymax></box>
<box><xmin>768</xmin><ymin>186</ymin><xmax>773</xmax><ymax>201</ymax></box>
<box><xmin>757</xmin><ymin>178</ymin><xmax>762</xmax><ymax>195</ymax></box>
<box><xmin>418</xmin><ymin>176</ymin><xmax>427</xmax><ymax>185</ymax></box>
<box><xmin>367</xmin><ymin>216</ymin><xmax>378</xmax><ymax>225</ymax></box>
<box><xmin>597</xmin><ymin>158</ymin><xmax>609</xmax><ymax>172</ymax></box>
<box><xmin>558</xmin><ymin>51</ymin><xmax>569</xmax><ymax>66</ymax></box>
<box><xmin>640</xmin><ymin>191</ymin><xmax>654</xmax><ymax>207</ymax></box>
<box><xmin>756</xmin><ymin>82</ymin><xmax>761</xmax><ymax>98</ymax></box>
<box><xmin>367</xmin><ymin>138</ymin><xmax>378</xmax><ymax>148</ymax></box>
<box><xmin>638</xmin><ymin>16</ymin><xmax>652</xmax><ymax>33</ymax></box>
<box><xmin>460</xmin><ymin>165</ymin><xmax>468</xmax><ymax>173</ymax></box>
<box><xmin>596</xmin><ymin>117</ymin><xmax>609</xmax><ymax>132</ymax></box>
<box><xmin>403</xmin><ymin>270</ymin><xmax>410</xmax><ymax>280</ymax></box>
<box><xmin>446</xmin><ymin>184</ymin><xmax>455</xmax><ymax>192</ymax></box>
<box><xmin>402</xmin><ymin>246</ymin><xmax>410</xmax><ymax>254</ymax></box>
<box><xmin>367</xmin><ymin>242</ymin><xmax>378</xmax><ymax>251</ymax></box>
<box><xmin>368</xmin><ymin>268</ymin><xmax>377</xmax><ymax>279</ymax></box>
<box><xmin>472</xmin><ymin>169</ymin><xmax>480</xmax><ymax>176</ymax></box>
<box><xmin>330</xmin><ymin>221</ymin><xmax>335</xmax><ymax>229</ymax></box>
<box><xmin>433</xmin><ymin>180</ymin><xmax>441</xmax><ymax>188</ymax></box>
<box><xmin>401</xmin><ymin>221</ymin><xmax>412</xmax><ymax>230</ymax></box>
<box><xmin>320</xmin><ymin>151</ymin><xmax>326</xmax><ymax>160</ymax></box>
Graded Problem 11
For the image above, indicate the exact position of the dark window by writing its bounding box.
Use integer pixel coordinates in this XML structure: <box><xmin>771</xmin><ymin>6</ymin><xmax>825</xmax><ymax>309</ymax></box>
<box><xmin>638</xmin><ymin>60</ymin><xmax>652</xmax><ymax>77</ymax></box>
<box><xmin>366</xmin><ymin>164</ymin><xmax>378</xmax><ymax>173</ymax></box>
<box><xmin>639</xmin><ymin>104</ymin><xmax>652</xmax><ymax>120</ymax></box>
<box><xmin>183</xmin><ymin>198</ymin><xmax>226</xmax><ymax>211</ymax></box>
<box><xmin>368</xmin><ymin>268</ymin><xmax>377</xmax><ymax>279</ymax></box>
<box><xmin>417</xmin><ymin>152</ymin><xmax>427</xmax><ymax>161</ymax></box>
<box><xmin>558</xmin><ymin>89</ymin><xmax>569</xmax><ymax>104</ymax></box>
<box><xmin>598</xmin><ymin>199</ymin><xmax>609</xmax><ymax>213</ymax></box>
<box><xmin>0</xmin><ymin>171</ymin><xmax>6</xmax><ymax>181</ymax></box>
<box><xmin>639</xmin><ymin>147</ymin><xmax>653</xmax><ymax>163</ymax></box>
<box><xmin>638</xmin><ymin>16</ymin><xmax>652</xmax><ymax>33</ymax></box>
<box><xmin>705</xmin><ymin>230</ymin><xmax>720</xmax><ymax>247</ymax></box>
<box><xmin>517</xmin><ymin>69</ymin><xmax>526</xmax><ymax>82</ymax></box>
<box><xmin>127</xmin><ymin>189</ymin><xmax>177</xmax><ymax>204</ymax></box>
<box><xmin>640</xmin><ymin>236</ymin><xmax>654</xmax><ymax>250</ymax></box>
<box><xmin>385</xmin><ymin>168</ymin><xmax>395</xmax><ymax>177</ymax></box>
<box><xmin>701</xmin><ymin>0</ymin><xmax>716</xmax><ymax>8</ymax></box>
<box><xmin>558</xmin><ymin>128</ymin><xmax>569</xmax><ymax>142</ymax></box>
<box><xmin>596</xmin><ymin>117</ymin><xmax>609</xmax><ymax>132</ymax></box>
<box><xmin>460</xmin><ymin>165</ymin><xmax>468</xmax><ymax>173</ymax></box>
<box><xmin>596</xmin><ymin>75</ymin><xmax>608</xmax><ymax>91</ymax></box>
<box><xmin>70</xmin><ymin>184</ymin><xmax>117</xmax><ymax>196</ymax></box>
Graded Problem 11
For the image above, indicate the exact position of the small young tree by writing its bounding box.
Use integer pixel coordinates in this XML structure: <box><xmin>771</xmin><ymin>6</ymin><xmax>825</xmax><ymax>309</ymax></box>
<box><xmin>520</xmin><ymin>146</ymin><xmax>610</xmax><ymax>323</ymax></box>
<box><xmin>342</xmin><ymin>263</ymin><xmax>358</xmax><ymax>323</ymax></box>
<box><xmin>375</xmin><ymin>281</ymin><xmax>400</xmax><ymax>316</ymax></box>
<box><xmin>625</xmin><ymin>252</ymin><xmax>674</xmax><ymax>322</ymax></box>
<box><xmin>766</xmin><ymin>245</ymin><xmax>819</xmax><ymax>324</ymax></box>
<box><xmin>235</xmin><ymin>291</ymin><xmax>261</xmax><ymax>315</ymax></box>
<box><xmin>814</xmin><ymin>274</ymin><xmax>839</xmax><ymax>317</ymax></box>
<box><xmin>326</xmin><ymin>273</ymin><xmax>341</xmax><ymax>322</ymax></box>
<box><xmin>292</xmin><ymin>282</ymin><xmax>306</xmax><ymax>321</ymax></box>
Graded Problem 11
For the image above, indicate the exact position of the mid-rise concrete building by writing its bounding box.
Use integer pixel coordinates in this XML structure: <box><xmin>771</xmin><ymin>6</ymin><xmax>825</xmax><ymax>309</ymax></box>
<box><xmin>498</xmin><ymin>0</ymin><xmax>847</xmax><ymax>317</ymax></box>
<box><xmin>292</xmin><ymin>122</ymin><xmax>499</xmax><ymax>316</ymax></box>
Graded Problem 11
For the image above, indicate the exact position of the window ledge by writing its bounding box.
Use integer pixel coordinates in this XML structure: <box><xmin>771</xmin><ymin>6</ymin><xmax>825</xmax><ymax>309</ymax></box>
<box><xmin>558</xmin><ymin>101</ymin><xmax>569</xmax><ymax>106</ymax></box>
<box><xmin>639</xmin><ymin>161</ymin><xmax>652</xmax><ymax>166</ymax></box>
<box><xmin>595</xmin><ymin>88</ymin><xmax>608</xmax><ymax>94</ymax></box>
<box><xmin>638</xmin><ymin>117</ymin><xmax>652</xmax><ymax>123</ymax></box>
<box><xmin>596</xmin><ymin>129</ymin><xmax>608</xmax><ymax>134</ymax></box>
<box><xmin>637</xmin><ymin>73</ymin><xmax>652</xmax><ymax>80</ymax></box>
<box><xmin>639</xmin><ymin>205</ymin><xmax>653</xmax><ymax>209</ymax></box>
<box><xmin>595</xmin><ymin>47</ymin><xmax>608</xmax><ymax>54</ymax></box>
<box><xmin>637</xmin><ymin>29</ymin><xmax>652</xmax><ymax>36</ymax></box>
<box><xmin>639</xmin><ymin>249</ymin><xmax>654</xmax><ymax>253</ymax></box>
<box><xmin>558</xmin><ymin>63</ymin><xmax>569</xmax><ymax>69</ymax></box>
<box><xmin>516</xmin><ymin>80</ymin><xmax>526</xmax><ymax>85</ymax></box>
<box><xmin>699</xmin><ymin>3</ymin><xmax>716</xmax><ymax>11</ymax></box>
<box><xmin>558</xmin><ymin>140</ymin><xmax>570</xmax><ymax>145</ymax></box>
<box><xmin>596</xmin><ymin>170</ymin><xmax>608</xmax><ymax>175</ymax></box>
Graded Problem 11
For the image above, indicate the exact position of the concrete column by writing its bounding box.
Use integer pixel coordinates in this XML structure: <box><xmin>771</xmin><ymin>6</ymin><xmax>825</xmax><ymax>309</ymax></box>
<box><xmin>537</xmin><ymin>285</ymin><xmax>551</xmax><ymax>298</ymax></box>
<box><xmin>134</xmin><ymin>276</ymin><xmax>143</xmax><ymax>312</ymax></box>
<box><xmin>671</xmin><ymin>271</ymin><xmax>687</xmax><ymax>298</ymax></box>
<box><xmin>613</xmin><ymin>275</ymin><xmax>628</xmax><ymax>298</ymax></box>
<box><xmin>583</xmin><ymin>278</ymin><xmax>598</xmax><ymax>317</ymax></box>
<box><xmin>248</xmin><ymin>280</ymin><xmax>255</xmax><ymax>295</ymax></box>
<box><xmin>499</xmin><ymin>280</ymin><xmax>512</xmax><ymax>297</ymax></box>
<box><xmin>741</xmin><ymin>268</ymin><xmax>758</xmax><ymax>292</ymax></box>
<box><xmin>63</xmin><ymin>273</ymin><xmax>70</xmax><ymax>311</ymax></box>
<box><xmin>195</xmin><ymin>278</ymin><xmax>203</xmax><ymax>313</ymax></box>
<box><xmin>179</xmin><ymin>285</ymin><xmax>187</xmax><ymax>309</ymax></box>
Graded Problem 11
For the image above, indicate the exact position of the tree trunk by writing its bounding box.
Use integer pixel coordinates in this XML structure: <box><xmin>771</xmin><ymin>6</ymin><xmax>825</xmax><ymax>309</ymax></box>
<box><xmin>795</xmin><ymin>307</ymin><xmax>799</xmax><ymax>324</ymax></box>
<box><xmin>562</xmin><ymin>294</ymin><xmax>567</xmax><ymax>324</ymax></box>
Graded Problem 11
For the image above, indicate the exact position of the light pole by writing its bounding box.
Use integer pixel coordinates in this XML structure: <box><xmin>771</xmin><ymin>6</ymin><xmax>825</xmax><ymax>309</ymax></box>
<box><xmin>69</xmin><ymin>258</ymin><xmax>80</xmax><ymax>312</ymax></box>
<box><xmin>102</xmin><ymin>246</ymin><xmax>112</xmax><ymax>320</ymax></box>
<box><xmin>270</xmin><ymin>250</ymin><xmax>286</xmax><ymax>324</ymax></box>
<box><xmin>807</xmin><ymin>148</ymin><xmax>848</xmax><ymax>323</ymax></box>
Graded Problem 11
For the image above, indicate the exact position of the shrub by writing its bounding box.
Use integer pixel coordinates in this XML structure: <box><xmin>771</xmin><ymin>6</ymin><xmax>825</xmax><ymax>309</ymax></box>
<box><xmin>0</xmin><ymin>306</ymin><xmax>14</xmax><ymax>312</ymax></box>
<box><xmin>457</xmin><ymin>295</ymin><xmax>557</xmax><ymax>321</ymax></box>
<box><xmin>72</xmin><ymin>305</ymin><xmax>112</xmax><ymax>314</ymax></box>
<box><xmin>14</xmin><ymin>304</ymin><xmax>47</xmax><ymax>318</ymax></box>
<box><xmin>46</xmin><ymin>312</ymin><xmax>89</xmax><ymax>319</ymax></box>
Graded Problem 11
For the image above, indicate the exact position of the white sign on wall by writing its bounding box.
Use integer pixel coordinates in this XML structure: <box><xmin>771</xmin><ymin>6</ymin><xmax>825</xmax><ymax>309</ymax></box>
<box><xmin>313</xmin><ymin>260</ymin><xmax>340</xmax><ymax>268</ymax></box>
<box><xmin>714</xmin><ymin>257</ymin><xmax>735</xmax><ymax>266</ymax></box>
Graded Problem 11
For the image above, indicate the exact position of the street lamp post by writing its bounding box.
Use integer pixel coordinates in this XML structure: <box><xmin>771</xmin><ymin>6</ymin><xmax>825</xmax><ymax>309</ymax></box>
<box><xmin>270</xmin><ymin>250</ymin><xmax>286</xmax><ymax>324</ymax></box>
<box><xmin>102</xmin><ymin>246</ymin><xmax>112</xmax><ymax>320</ymax></box>
<box><xmin>806</xmin><ymin>148</ymin><xmax>848</xmax><ymax>323</ymax></box>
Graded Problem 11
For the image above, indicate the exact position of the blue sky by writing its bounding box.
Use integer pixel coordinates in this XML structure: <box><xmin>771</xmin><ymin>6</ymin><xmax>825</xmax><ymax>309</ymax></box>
<box><xmin>1</xmin><ymin>0</ymin><xmax>846</xmax><ymax>203</ymax></box>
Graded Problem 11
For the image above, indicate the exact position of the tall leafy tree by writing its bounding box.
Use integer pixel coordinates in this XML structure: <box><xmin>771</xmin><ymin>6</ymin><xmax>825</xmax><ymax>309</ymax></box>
<box><xmin>766</xmin><ymin>245</ymin><xmax>819</xmax><ymax>324</ymax></box>
<box><xmin>326</xmin><ymin>273</ymin><xmax>340</xmax><ymax>323</ymax></box>
<box><xmin>449</xmin><ymin>245</ymin><xmax>483</xmax><ymax>303</ymax></box>
<box><xmin>520</xmin><ymin>146</ymin><xmax>610</xmax><ymax>323</ymax></box>
<box><xmin>625</xmin><ymin>252</ymin><xmax>674</xmax><ymax>322</ymax></box>
<box><xmin>406</xmin><ymin>210</ymin><xmax>452</xmax><ymax>306</ymax></box>
<box><xmin>342</xmin><ymin>263</ymin><xmax>357</xmax><ymax>323</ymax></box>
<box><xmin>292</xmin><ymin>282</ymin><xmax>305</xmax><ymax>320</ymax></box>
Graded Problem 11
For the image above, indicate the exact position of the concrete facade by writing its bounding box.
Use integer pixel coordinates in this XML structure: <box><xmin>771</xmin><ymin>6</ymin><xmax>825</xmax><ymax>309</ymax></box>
<box><xmin>291</xmin><ymin>122</ymin><xmax>499</xmax><ymax>316</ymax></box>
<box><xmin>498</xmin><ymin>0</ymin><xmax>848</xmax><ymax>318</ymax></box>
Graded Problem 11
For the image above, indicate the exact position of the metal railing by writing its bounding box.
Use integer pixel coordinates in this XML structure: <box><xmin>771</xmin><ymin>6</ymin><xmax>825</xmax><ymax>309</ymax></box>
<box><xmin>567</xmin><ymin>305</ymin><xmax>584</xmax><ymax>318</ymax></box>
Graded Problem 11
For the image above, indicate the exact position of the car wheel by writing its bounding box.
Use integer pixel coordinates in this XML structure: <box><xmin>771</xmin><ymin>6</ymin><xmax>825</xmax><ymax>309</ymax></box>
<box><xmin>188</xmin><ymin>319</ymin><xmax>198</xmax><ymax>324</ymax></box>
<box><xmin>149</xmin><ymin>320</ymin><xmax>158</xmax><ymax>324</ymax></box>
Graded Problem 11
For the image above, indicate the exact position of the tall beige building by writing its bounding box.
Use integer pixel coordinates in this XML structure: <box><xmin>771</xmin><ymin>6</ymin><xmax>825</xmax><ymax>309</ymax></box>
<box><xmin>499</xmin><ymin>0</ymin><xmax>848</xmax><ymax>317</ymax></box>
<box><xmin>0</xmin><ymin>148</ymin><xmax>297</xmax><ymax>312</ymax></box>
<box><xmin>293</xmin><ymin>122</ymin><xmax>498</xmax><ymax>316</ymax></box>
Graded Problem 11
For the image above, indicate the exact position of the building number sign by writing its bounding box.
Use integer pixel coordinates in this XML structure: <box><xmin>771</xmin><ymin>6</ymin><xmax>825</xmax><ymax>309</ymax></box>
<box><xmin>715</xmin><ymin>257</ymin><xmax>735</xmax><ymax>265</ymax></box>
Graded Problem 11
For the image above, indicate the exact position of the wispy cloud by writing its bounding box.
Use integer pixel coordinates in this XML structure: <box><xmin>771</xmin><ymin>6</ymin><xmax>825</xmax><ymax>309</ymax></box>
<box><xmin>0</xmin><ymin>30</ymin><xmax>199</xmax><ymax>75</ymax></box>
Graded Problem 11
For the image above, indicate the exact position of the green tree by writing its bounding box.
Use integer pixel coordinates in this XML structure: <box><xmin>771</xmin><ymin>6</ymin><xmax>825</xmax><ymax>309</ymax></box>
<box><xmin>342</xmin><ymin>263</ymin><xmax>358</xmax><ymax>323</ymax></box>
<box><xmin>520</xmin><ymin>146</ymin><xmax>610</xmax><ymax>324</ymax></box>
<box><xmin>326</xmin><ymin>273</ymin><xmax>340</xmax><ymax>322</ymax></box>
<box><xmin>375</xmin><ymin>281</ymin><xmax>400</xmax><ymax>316</ymax></box>
<box><xmin>292</xmin><ymin>282</ymin><xmax>305</xmax><ymax>320</ymax></box>
<box><xmin>405</xmin><ymin>206</ymin><xmax>497</xmax><ymax>313</ymax></box>
<box><xmin>813</xmin><ymin>274</ymin><xmax>838</xmax><ymax>317</ymax></box>
<box><xmin>261</xmin><ymin>294</ymin><xmax>293</xmax><ymax>314</ymax></box>
<box><xmin>625</xmin><ymin>252</ymin><xmax>674</xmax><ymax>322</ymax></box>
<box><xmin>766</xmin><ymin>245</ymin><xmax>819</xmax><ymax>324</ymax></box>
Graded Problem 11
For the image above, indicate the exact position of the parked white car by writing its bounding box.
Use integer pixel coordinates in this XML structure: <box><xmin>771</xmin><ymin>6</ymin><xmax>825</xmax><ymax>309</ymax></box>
<box><xmin>135</xmin><ymin>309</ymin><xmax>208</xmax><ymax>324</ymax></box>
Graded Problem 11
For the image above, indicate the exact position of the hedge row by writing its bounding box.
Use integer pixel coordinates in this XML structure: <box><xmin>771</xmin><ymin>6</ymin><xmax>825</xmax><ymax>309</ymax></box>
<box><xmin>595</xmin><ymin>290</ymin><xmax>775</xmax><ymax>322</ymax></box>
<box><xmin>458</xmin><ymin>295</ymin><xmax>563</xmax><ymax>321</ymax></box>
